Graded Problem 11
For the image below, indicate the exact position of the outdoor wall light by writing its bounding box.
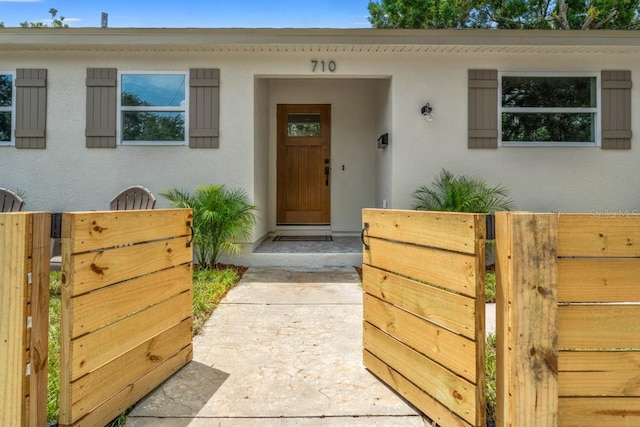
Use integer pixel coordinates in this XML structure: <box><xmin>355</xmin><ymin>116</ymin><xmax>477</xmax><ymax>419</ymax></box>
<box><xmin>421</xmin><ymin>103</ymin><xmax>434</xmax><ymax>122</ymax></box>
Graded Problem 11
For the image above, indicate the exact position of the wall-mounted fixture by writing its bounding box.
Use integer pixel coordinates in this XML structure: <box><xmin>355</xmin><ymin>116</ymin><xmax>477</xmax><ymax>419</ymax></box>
<box><xmin>421</xmin><ymin>103</ymin><xmax>434</xmax><ymax>122</ymax></box>
<box><xmin>377</xmin><ymin>133</ymin><xmax>389</xmax><ymax>149</ymax></box>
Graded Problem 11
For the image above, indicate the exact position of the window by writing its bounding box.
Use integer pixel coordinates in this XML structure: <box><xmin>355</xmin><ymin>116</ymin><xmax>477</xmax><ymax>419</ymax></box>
<box><xmin>0</xmin><ymin>73</ymin><xmax>14</xmax><ymax>146</ymax></box>
<box><xmin>500</xmin><ymin>73</ymin><xmax>599</xmax><ymax>146</ymax></box>
<box><xmin>119</xmin><ymin>72</ymin><xmax>187</xmax><ymax>145</ymax></box>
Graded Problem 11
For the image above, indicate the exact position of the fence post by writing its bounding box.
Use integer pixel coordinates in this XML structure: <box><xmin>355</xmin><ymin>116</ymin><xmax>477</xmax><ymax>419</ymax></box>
<box><xmin>495</xmin><ymin>212</ymin><xmax>559</xmax><ymax>427</ymax></box>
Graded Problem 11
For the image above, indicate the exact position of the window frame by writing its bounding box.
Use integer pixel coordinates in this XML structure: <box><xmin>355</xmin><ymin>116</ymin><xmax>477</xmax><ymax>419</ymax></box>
<box><xmin>498</xmin><ymin>72</ymin><xmax>601</xmax><ymax>147</ymax></box>
<box><xmin>0</xmin><ymin>71</ymin><xmax>15</xmax><ymax>147</ymax></box>
<box><xmin>117</xmin><ymin>70</ymin><xmax>189</xmax><ymax>146</ymax></box>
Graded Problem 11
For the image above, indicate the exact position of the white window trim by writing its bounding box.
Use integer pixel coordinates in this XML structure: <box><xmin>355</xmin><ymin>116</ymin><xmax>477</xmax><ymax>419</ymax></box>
<box><xmin>0</xmin><ymin>71</ymin><xmax>15</xmax><ymax>147</ymax></box>
<box><xmin>499</xmin><ymin>72</ymin><xmax>601</xmax><ymax>147</ymax></box>
<box><xmin>117</xmin><ymin>70</ymin><xmax>189</xmax><ymax>146</ymax></box>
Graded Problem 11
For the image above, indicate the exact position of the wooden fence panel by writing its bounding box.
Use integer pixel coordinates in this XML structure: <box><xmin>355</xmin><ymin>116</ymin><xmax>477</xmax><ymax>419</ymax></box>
<box><xmin>496</xmin><ymin>212</ymin><xmax>640</xmax><ymax>427</ymax></box>
<box><xmin>362</xmin><ymin>209</ymin><xmax>486</xmax><ymax>427</ymax></box>
<box><xmin>0</xmin><ymin>212</ymin><xmax>50</xmax><ymax>427</ymax></box>
<box><xmin>59</xmin><ymin>209</ymin><xmax>193</xmax><ymax>426</ymax></box>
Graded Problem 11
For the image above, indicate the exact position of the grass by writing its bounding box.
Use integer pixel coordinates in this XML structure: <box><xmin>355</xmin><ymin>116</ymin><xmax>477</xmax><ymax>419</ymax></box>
<box><xmin>485</xmin><ymin>270</ymin><xmax>496</xmax><ymax>303</ymax></box>
<box><xmin>486</xmin><ymin>333</ymin><xmax>497</xmax><ymax>424</ymax></box>
<box><xmin>46</xmin><ymin>267</ymin><xmax>241</xmax><ymax>424</ymax></box>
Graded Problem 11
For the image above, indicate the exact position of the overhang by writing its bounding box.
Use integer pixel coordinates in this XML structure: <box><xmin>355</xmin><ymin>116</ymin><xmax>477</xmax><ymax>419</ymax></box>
<box><xmin>1</xmin><ymin>28</ymin><xmax>640</xmax><ymax>54</ymax></box>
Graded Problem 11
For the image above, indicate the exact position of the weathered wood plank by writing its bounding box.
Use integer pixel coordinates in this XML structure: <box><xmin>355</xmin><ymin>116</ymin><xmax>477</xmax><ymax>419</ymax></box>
<box><xmin>559</xmin><ymin>351</ymin><xmax>640</xmax><ymax>397</ymax></box>
<box><xmin>557</xmin><ymin>258</ymin><xmax>640</xmax><ymax>303</ymax></box>
<box><xmin>495</xmin><ymin>211</ymin><xmax>512</xmax><ymax>427</ymax></box>
<box><xmin>559</xmin><ymin>397</ymin><xmax>640</xmax><ymax>426</ymax></box>
<box><xmin>364</xmin><ymin>322</ymin><xmax>477</xmax><ymax>425</ymax></box>
<box><xmin>69</xmin><ymin>263</ymin><xmax>191</xmax><ymax>337</ymax></box>
<box><xmin>362</xmin><ymin>265</ymin><xmax>477</xmax><ymax>339</ymax></box>
<box><xmin>0</xmin><ymin>213</ymin><xmax>30</xmax><ymax>427</ymax></box>
<box><xmin>362</xmin><ymin>209</ymin><xmax>483</xmax><ymax>255</ymax></box>
<box><xmin>497</xmin><ymin>212</ymin><xmax>559</xmax><ymax>427</ymax></box>
<box><xmin>558</xmin><ymin>213</ymin><xmax>640</xmax><ymax>257</ymax></box>
<box><xmin>30</xmin><ymin>212</ymin><xmax>50</xmax><ymax>427</ymax></box>
<box><xmin>558</xmin><ymin>305</ymin><xmax>640</xmax><ymax>349</ymax></box>
<box><xmin>68</xmin><ymin>345</ymin><xmax>193</xmax><ymax>427</ymax></box>
<box><xmin>67</xmin><ymin>291</ymin><xmax>192</xmax><ymax>381</ymax></box>
<box><xmin>363</xmin><ymin>237</ymin><xmax>478</xmax><ymax>298</ymax></box>
<box><xmin>68</xmin><ymin>320</ymin><xmax>192</xmax><ymax>422</ymax></box>
<box><xmin>364</xmin><ymin>293</ymin><xmax>478</xmax><ymax>382</ymax></box>
<box><xmin>364</xmin><ymin>350</ymin><xmax>472</xmax><ymax>427</ymax></box>
<box><xmin>62</xmin><ymin>209</ymin><xmax>192</xmax><ymax>253</ymax></box>
<box><xmin>66</xmin><ymin>236</ymin><xmax>192</xmax><ymax>295</ymax></box>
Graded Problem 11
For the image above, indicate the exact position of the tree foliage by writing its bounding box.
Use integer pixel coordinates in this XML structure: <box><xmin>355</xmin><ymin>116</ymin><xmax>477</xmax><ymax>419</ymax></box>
<box><xmin>368</xmin><ymin>0</ymin><xmax>640</xmax><ymax>29</ymax></box>
<box><xmin>19</xmin><ymin>8</ymin><xmax>68</xmax><ymax>28</ymax></box>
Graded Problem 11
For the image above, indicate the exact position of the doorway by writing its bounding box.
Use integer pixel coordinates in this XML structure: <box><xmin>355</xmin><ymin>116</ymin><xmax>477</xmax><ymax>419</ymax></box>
<box><xmin>276</xmin><ymin>104</ymin><xmax>331</xmax><ymax>225</ymax></box>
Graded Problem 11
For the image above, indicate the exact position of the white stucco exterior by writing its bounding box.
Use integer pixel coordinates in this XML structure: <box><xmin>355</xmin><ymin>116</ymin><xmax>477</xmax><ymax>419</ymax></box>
<box><xmin>2</xmin><ymin>28</ymin><xmax>640</xmax><ymax>247</ymax></box>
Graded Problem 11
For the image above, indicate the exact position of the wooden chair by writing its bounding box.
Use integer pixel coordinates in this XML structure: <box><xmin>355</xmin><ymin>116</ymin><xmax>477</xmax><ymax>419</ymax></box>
<box><xmin>110</xmin><ymin>185</ymin><xmax>156</xmax><ymax>210</ymax></box>
<box><xmin>0</xmin><ymin>188</ymin><xmax>24</xmax><ymax>212</ymax></box>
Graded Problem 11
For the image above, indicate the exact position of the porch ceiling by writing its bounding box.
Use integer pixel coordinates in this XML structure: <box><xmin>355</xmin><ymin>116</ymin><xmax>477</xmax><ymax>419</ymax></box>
<box><xmin>2</xmin><ymin>28</ymin><xmax>640</xmax><ymax>55</ymax></box>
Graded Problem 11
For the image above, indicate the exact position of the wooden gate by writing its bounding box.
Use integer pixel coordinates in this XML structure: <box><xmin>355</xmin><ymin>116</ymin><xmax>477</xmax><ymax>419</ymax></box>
<box><xmin>58</xmin><ymin>209</ymin><xmax>193</xmax><ymax>426</ymax></box>
<box><xmin>362</xmin><ymin>209</ymin><xmax>487</xmax><ymax>427</ymax></box>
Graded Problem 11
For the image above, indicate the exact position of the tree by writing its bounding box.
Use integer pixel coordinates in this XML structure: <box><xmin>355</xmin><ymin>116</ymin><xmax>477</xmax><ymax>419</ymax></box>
<box><xmin>20</xmin><ymin>8</ymin><xmax>68</xmax><ymax>28</ymax></box>
<box><xmin>368</xmin><ymin>0</ymin><xmax>640</xmax><ymax>29</ymax></box>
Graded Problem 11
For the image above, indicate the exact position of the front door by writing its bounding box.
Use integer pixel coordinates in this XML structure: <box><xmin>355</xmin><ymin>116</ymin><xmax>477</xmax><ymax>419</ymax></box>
<box><xmin>277</xmin><ymin>104</ymin><xmax>331</xmax><ymax>225</ymax></box>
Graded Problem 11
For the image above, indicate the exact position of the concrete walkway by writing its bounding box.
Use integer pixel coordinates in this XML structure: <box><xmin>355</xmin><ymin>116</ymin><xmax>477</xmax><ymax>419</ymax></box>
<box><xmin>126</xmin><ymin>267</ymin><xmax>427</xmax><ymax>426</ymax></box>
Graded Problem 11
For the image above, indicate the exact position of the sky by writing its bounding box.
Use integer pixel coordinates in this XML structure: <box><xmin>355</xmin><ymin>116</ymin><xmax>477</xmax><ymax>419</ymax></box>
<box><xmin>0</xmin><ymin>0</ymin><xmax>374</xmax><ymax>28</ymax></box>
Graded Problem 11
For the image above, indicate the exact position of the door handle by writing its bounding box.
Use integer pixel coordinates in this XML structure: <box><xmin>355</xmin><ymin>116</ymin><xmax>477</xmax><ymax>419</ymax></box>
<box><xmin>324</xmin><ymin>166</ymin><xmax>330</xmax><ymax>186</ymax></box>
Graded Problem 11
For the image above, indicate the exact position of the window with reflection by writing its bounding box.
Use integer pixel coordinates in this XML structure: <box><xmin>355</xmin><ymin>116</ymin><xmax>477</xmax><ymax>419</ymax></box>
<box><xmin>0</xmin><ymin>73</ymin><xmax>13</xmax><ymax>145</ymax></box>
<box><xmin>501</xmin><ymin>74</ymin><xmax>598</xmax><ymax>146</ymax></box>
<box><xmin>287</xmin><ymin>113</ymin><xmax>321</xmax><ymax>137</ymax></box>
<box><xmin>120</xmin><ymin>73</ymin><xmax>187</xmax><ymax>144</ymax></box>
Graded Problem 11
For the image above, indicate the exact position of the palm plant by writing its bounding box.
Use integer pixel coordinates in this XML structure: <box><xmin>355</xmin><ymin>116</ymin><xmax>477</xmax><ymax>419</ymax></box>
<box><xmin>161</xmin><ymin>184</ymin><xmax>257</xmax><ymax>269</ymax></box>
<box><xmin>413</xmin><ymin>169</ymin><xmax>515</xmax><ymax>213</ymax></box>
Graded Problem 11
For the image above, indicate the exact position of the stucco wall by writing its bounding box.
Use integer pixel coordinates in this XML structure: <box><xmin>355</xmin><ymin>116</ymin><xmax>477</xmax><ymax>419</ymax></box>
<box><xmin>2</xmin><ymin>46</ymin><xmax>639</xmax><ymax>242</ymax></box>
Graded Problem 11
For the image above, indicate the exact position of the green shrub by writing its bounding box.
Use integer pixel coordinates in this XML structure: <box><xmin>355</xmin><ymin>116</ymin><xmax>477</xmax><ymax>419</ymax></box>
<box><xmin>413</xmin><ymin>169</ymin><xmax>515</xmax><ymax>213</ymax></box>
<box><xmin>161</xmin><ymin>184</ymin><xmax>257</xmax><ymax>269</ymax></box>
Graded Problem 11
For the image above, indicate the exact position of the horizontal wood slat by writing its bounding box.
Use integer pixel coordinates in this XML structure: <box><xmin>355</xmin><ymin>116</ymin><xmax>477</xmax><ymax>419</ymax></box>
<box><xmin>69</xmin><ymin>264</ymin><xmax>191</xmax><ymax>336</ymax></box>
<box><xmin>363</xmin><ymin>265</ymin><xmax>476</xmax><ymax>339</ymax></box>
<box><xmin>558</xmin><ymin>305</ymin><xmax>640</xmax><ymax>349</ymax></box>
<box><xmin>62</xmin><ymin>209</ymin><xmax>192</xmax><ymax>253</ymax></box>
<box><xmin>70</xmin><ymin>345</ymin><xmax>192</xmax><ymax>427</ymax></box>
<box><xmin>364</xmin><ymin>237</ymin><xmax>478</xmax><ymax>298</ymax></box>
<box><xmin>363</xmin><ymin>209</ymin><xmax>482</xmax><ymax>255</ymax></box>
<box><xmin>603</xmin><ymin>130</ymin><xmax>633</xmax><ymax>139</ymax></box>
<box><xmin>557</xmin><ymin>258</ymin><xmax>640</xmax><ymax>303</ymax></box>
<box><xmin>468</xmin><ymin>79</ymin><xmax>498</xmax><ymax>88</ymax></box>
<box><xmin>364</xmin><ymin>351</ymin><xmax>471</xmax><ymax>427</ymax></box>
<box><xmin>68</xmin><ymin>291</ymin><xmax>192</xmax><ymax>381</ymax></box>
<box><xmin>14</xmin><ymin>129</ymin><xmax>45</xmax><ymax>138</ymax></box>
<box><xmin>602</xmin><ymin>80</ymin><xmax>633</xmax><ymax>89</ymax></box>
<box><xmin>66</xmin><ymin>236</ymin><xmax>192</xmax><ymax>295</ymax></box>
<box><xmin>190</xmin><ymin>128</ymin><xmax>219</xmax><ymax>137</ymax></box>
<box><xmin>558</xmin><ymin>214</ymin><xmax>640</xmax><ymax>257</ymax></box>
<box><xmin>85</xmin><ymin>129</ymin><xmax>116</xmax><ymax>137</ymax></box>
<box><xmin>559</xmin><ymin>351</ymin><xmax>640</xmax><ymax>397</ymax></box>
<box><xmin>364</xmin><ymin>294</ymin><xmax>478</xmax><ymax>382</ymax></box>
<box><xmin>85</xmin><ymin>78</ymin><xmax>116</xmax><ymax>87</ymax></box>
<box><xmin>68</xmin><ymin>321</ymin><xmax>192</xmax><ymax>421</ymax></box>
<box><xmin>559</xmin><ymin>397</ymin><xmax>640</xmax><ymax>425</ymax></box>
<box><xmin>468</xmin><ymin>130</ymin><xmax>499</xmax><ymax>138</ymax></box>
<box><xmin>190</xmin><ymin>78</ymin><xmax>219</xmax><ymax>87</ymax></box>
<box><xmin>15</xmin><ymin>78</ymin><xmax>46</xmax><ymax>87</ymax></box>
<box><xmin>364</xmin><ymin>322</ymin><xmax>477</xmax><ymax>425</ymax></box>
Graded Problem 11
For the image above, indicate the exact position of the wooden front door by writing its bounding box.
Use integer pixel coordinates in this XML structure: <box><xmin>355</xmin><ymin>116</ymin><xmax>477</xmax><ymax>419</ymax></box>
<box><xmin>277</xmin><ymin>104</ymin><xmax>331</xmax><ymax>225</ymax></box>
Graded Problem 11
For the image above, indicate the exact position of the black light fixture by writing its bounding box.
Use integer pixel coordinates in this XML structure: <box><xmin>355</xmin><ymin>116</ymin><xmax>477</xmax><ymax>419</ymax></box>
<box><xmin>421</xmin><ymin>103</ymin><xmax>434</xmax><ymax>122</ymax></box>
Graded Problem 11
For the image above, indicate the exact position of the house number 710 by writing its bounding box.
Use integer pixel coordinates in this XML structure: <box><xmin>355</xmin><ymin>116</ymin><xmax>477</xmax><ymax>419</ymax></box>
<box><xmin>311</xmin><ymin>60</ymin><xmax>337</xmax><ymax>72</ymax></box>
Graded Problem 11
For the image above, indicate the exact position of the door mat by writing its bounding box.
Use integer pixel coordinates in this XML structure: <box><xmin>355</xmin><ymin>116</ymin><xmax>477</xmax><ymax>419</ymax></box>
<box><xmin>273</xmin><ymin>235</ymin><xmax>333</xmax><ymax>242</ymax></box>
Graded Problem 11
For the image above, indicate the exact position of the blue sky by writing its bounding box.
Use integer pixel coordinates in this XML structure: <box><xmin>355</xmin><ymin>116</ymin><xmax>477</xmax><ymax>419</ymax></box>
<box><xmin>0</xmin><ymin>0</ymin><xmax>373</xmax><ymax>28</ymax></box>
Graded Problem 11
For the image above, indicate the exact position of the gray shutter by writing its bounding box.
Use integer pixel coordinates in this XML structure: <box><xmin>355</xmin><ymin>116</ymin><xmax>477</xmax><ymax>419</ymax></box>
<box><xmin>468</xmin><ymin>69</ymin><xmax>498</xmax><ymax>149</ymax></box>
<box><xmin>189</xmin><ymin>68</ymin><xmax>219</xmax><ymax>148</ymax></box>
<box><xmin>15</xmin><ymin>69</ymin><xmax>47</xmax><ymax>149</ymax></box>
<box><xmin>86</xmin><ymin>68</ymin><xmax>117</xmax><ymax>148</ymax></box>
<box><xmin>601</xmin><ymin>70</ymin><xmax>632</xmax><ymax>150</ymax></box>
